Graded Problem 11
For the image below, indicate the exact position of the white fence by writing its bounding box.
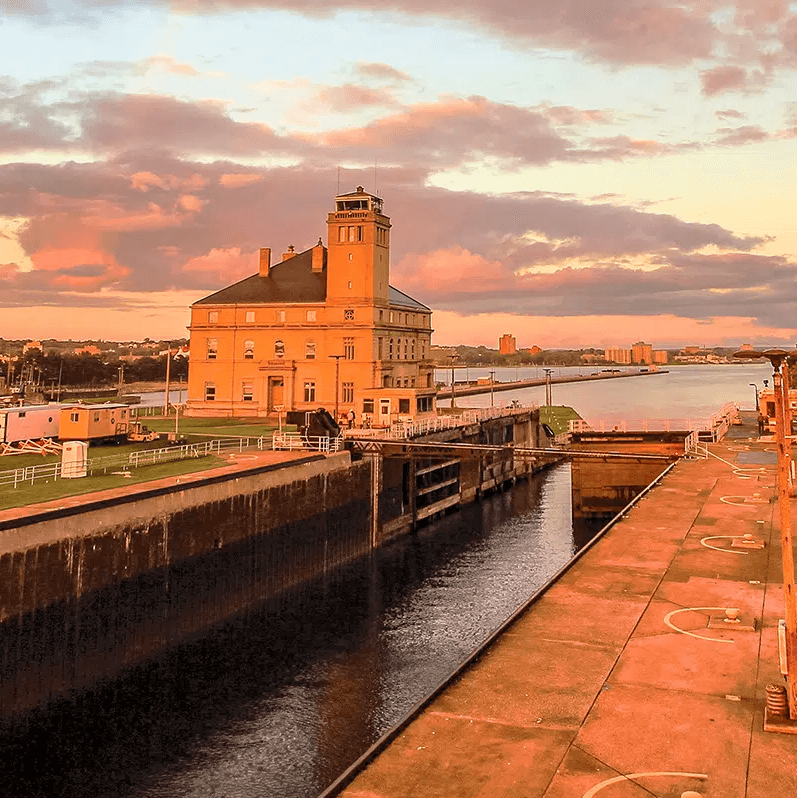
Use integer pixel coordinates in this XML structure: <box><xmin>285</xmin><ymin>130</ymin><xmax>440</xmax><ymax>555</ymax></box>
<box><xmin>272</xmin><ymin>433</ymin><xmax>344</xmax><ymax>453</ymax></box>
<box><xmin>347</xmin><ymin>404</ymin><xmax>535</xmax><ymax>441</ymax></box>
<box><xmin>0</xmin><ymin>435</ymin><xmax>274</xmax><ymax>491</ymax></box>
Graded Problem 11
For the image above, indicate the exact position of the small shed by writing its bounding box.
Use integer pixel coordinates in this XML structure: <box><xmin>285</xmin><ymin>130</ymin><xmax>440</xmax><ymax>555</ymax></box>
<box><xmin>58</xmin><ymin>403</ymin><xmax>131</xmax><ymax>442</ymax></box>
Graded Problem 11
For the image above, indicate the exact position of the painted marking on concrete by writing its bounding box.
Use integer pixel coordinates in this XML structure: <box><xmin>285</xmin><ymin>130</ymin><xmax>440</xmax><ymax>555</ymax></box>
<box><xmin>582</xmin><ymin>771</ymin><xmax>708</xmax><ymax>798</ymax></box>
<box><xmin>700</xmin><ymin>535</ymin><xmax>750</xmax><ymax>555</ymax></box>
<box><xmin>719</xmin><ymin>495</ymin><xmax>767</xmax><ymax>506</ymax></box>
<box><xmin>664</xmin><ymin>607</ymin><xmax>737</xmax><ymax>644</ymax></box>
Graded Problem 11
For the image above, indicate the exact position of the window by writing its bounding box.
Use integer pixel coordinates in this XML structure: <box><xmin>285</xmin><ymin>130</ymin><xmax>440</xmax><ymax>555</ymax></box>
<box><xmin>18</xmin><ymin>411</ymin><xmax>26</xmax><ymax>418</ymax></box>
<box><xmin>208</xmin><ymin>311</ymin><xmax>218</xmax><ymax>323</ymax></box>
<box><xmin>411</xmin><ymin>339</ymin><xmax>416</xmax><ymax>359</ymax></box>
<box><xmin>348</xmin><ymin>225</ymin><xmax>356</xmax><ymax>242</ymax></box>
<box><xmin>242</xmin><ymin>381</ymin><xmax>254</xmax><ymax>402</ymax></box>
<box><xmin>382</xmin><ymin>375</ymin><xmax>390</xmax><ymax>388</ymax></box>
<box><xmin>403</xmin><ymin>340</ymin><xmax>408</xmax><ymax>358</ymax></box>
<box><xmin>417</xmin><ymin>396</ymin><xmax>433</xmax><ymax>413</ymax></box>
<box><xmin>244</xmin><ymin>340</ymin><xmax>254</xmax><ymax>359</ymax></box>
<box><xmin>379</xmin><ymin>310</ymin><xmax>384</xmax><ymax>322</ymax></box>
<box><xmin>343</xmin><ymin>337</ymin><xmax>354</xmax><ymax>360</ymax></box>
<box><xmin>342</xmin><ymin>382</ymin><xmax>354</xmax><ymax>403</ymax></box>
<box><xmin>306</xmin><ymin>310</ymin><xmax>317</xmax><ymax>322</ymax></box>
<box><xmin>338</xmin><ymin>225</ymin><xmax>346</xmax><ymax>243</ymax></box>
<box><xmin>357</xmin><ymin>225</ymin><xmax>363</xmax><ymax>241</ymax></box>
<box><xmin>304</xmin><ymin>381</ymin><xmax>316</xmax><ymax>402</ymax></box>
<box><xmin>363</xmin><ymin>399</ymin><xmax>374</xmax><ymax>414</ymax></box>
<box><xmin>121</xmin><ymin>409</ymin><xmax>127</xmax><ymax>418</ymax></box>
<box><xmin>305</xmin><ymin>340</ymin><xmax>316</xmax><ymax>360</ymax></box>
<box><xmin>70</xmin><ymin>412</ymin><xmax>79</xmax><ymax>422</ymax></box>
<box><xmin>275</xmin><ymin>310</ymin><xmax>286</xmax><ymax>323</ymax></box>
<box><xmin>274</xmin><ymin>340</ymin><xmax>285</xmax><ymax>358</ymax></box>
<box><xmin>207</xmin><ymin>337</ymin><xmax>218</xmax><ymax>360</ymax></box>
<box><xmin>245</xmin><ymin>310</ymin><xmax>255</xmax><ymax>323</ymax></box>
<box><xmin>399</xmin><ymin>398</ymin><xmax>410</xmax><ymax>414</ymax></box>
<box><xmin>389</xmin><ymin>338</ymin><xmax>394</xmax><ymax>359</ymax></box>
<box><xmin>389</xmin><ymin>311</ymin><xmax>394</xmax><ymax>323</ymax></box>
<box><xmin>93</xmin><ymin>412</ymin><xmax>100</xmax><ymax>422</ymax></box>
<box><xmin>205</xmin><ymin>382</ymin><xmax>216</xmax><ymax>401</ymax></box>
<box><xmin>344</xmin><ymin>308</ymin><xmax>354</xmax><ymax>321</ymax></box>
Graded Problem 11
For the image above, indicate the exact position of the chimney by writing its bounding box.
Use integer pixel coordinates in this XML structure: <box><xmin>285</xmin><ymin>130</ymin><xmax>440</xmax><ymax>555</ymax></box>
<box><xmin>312</xmin><ymin>237</ymin><xmax>325</xmax><ymax>273</ymax></box>
<box><xmin>282</xmin><ymin>244</ymin><xmax>296</xmax><ymax>262</ymax></box>
<box><xmin>258</xmin><ymin>247</ymin><xmax>271</xmax><ymax>277</ymax></box>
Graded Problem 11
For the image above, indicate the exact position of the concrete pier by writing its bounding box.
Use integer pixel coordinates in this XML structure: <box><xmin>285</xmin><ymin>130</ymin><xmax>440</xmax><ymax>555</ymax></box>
<box><xmin>337</xmin><ymin>419</ymin><xmax>796</xmax><ymax>797</ymax></box>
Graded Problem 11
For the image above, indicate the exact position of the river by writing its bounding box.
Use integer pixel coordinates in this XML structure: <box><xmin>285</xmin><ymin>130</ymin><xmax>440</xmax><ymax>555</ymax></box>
<box><xmin>3</xmin><ymin>364</ymin><xmax>768</xmax><ymax>797</ymax></box>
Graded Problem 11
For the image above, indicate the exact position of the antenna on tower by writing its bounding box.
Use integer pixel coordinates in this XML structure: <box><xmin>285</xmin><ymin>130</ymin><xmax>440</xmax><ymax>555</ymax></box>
<box><xmin>337</xmin><ymin>166</ymin><xmax>340</xmax><ymax>195</ymax></box>
<box><xmin>374</xmin><ymin>156</ymin><xmax>378</xmax><ymax>197</ymax></box>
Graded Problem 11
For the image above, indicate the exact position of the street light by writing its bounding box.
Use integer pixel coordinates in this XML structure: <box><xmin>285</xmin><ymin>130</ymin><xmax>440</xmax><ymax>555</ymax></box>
<box><xmin>449</xmin><ymin>355</ymin><xmax>458</xmax><ymax>409</ymax></box>
<box><xmin>735</xmin><ymin>348</ymin><xmax>797</xmax><ymax>721</ymax></box>
<box><xmin>488</xmin><ymin>369</ymin><xmax>495</xmax><ymax>407</ymax></box>
<box><xmin>329</xmin><ymin>354</ymin><xmax>344</xmax><ymax>423</ymax></box>
<box><xmin>750</xmin><ymin>383</ymin><xmax>760</xmax><ymax>411</ymax></box>
<box><xmin>543</xmin><ymin>368</ymin><xmax>554</xmax><ymax>406</ymax></box>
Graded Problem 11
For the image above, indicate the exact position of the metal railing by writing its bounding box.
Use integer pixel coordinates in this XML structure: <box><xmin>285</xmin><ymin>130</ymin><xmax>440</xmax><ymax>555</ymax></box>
<box><xmin>0</xmin><ymin>435</ymin><xmax>275</xmax><ymax>491</ymax></box>
<box><xmin>272</xmin><ymin>433</ymin><xmax>344</xmax><ymax>453</ymax></box>
<box><xmin>346</xmin><ymin>405</ymin><xmax>535</xmax><ymax>441</ymax></box>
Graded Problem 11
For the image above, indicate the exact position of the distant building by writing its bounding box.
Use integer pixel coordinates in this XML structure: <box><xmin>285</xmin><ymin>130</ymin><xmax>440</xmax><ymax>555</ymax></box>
<box><xmin>739</xmin><ymin>343</ymin><xmax>754</xmax><ymax>351</ymax></box>
<box><xmin>499</xmin><ymin>334</ymin><xmax>517</xmax><ymax>355</ymax></box>
<box><xmin>186</xmin><ymin>186</ymin><xmax>436</xmax><ymax>424</ymax></box>
<box><xmin>631</xmin><ymin>341</ymin><xmax>653</xmax><ymax>364</ymax></box>
<box><xmin>523</xmin><ymin>345</ymin><xmax>542</xmax><ymax>355</ymax></box>
<box><xmin>22</xmin><ymin>340</ymin><xmax>42</xmax><ymax>355</ymax></box>
<box><xmin>604</xmin><ymin>347</ymin><xmax>631</xmax><ymax>364</ymax></box>
<box><xmin>652</xmin><ymin>350</ymin><xmax>668</xmax><ymax>364</ymax></box>
<box><xmin>73</xmin><ymin>345</ymin><xmax>101</xmax><ymax>356</ymax></box>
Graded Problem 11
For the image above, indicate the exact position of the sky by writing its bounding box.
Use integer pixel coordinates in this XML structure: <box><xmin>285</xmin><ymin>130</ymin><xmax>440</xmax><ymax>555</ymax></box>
<box><xmin>1</xmin><ymin>0</ymin><xmax>796</xmax><ymax>348</ymax></box>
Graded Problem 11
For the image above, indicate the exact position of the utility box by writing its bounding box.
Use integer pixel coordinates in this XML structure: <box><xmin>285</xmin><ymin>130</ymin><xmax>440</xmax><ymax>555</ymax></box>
<box><xmin>61</xmin><ymin>440</ymin><xmax>88</xmax><ymax>479</ymax></box>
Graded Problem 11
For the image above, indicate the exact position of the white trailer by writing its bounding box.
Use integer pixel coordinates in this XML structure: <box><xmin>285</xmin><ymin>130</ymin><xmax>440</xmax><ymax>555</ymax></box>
<box><xmin>0</xmin><ymin>404</ymin><xmax>67</xmax><ymax>445</ymax></box>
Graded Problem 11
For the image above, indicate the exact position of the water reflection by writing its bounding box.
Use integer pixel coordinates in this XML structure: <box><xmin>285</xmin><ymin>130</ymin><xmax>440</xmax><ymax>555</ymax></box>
<box><xmin>1</xmin><ymin>463</ymin><xmax>601</xmax><ymax>798</ymax></box>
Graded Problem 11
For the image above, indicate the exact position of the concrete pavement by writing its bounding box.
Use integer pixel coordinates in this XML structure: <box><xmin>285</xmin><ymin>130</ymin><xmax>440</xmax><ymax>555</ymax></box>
<box><xmin>339</xmin><ymin>423</ymin><xmax>795</xmax><ymax>798</ymax></box>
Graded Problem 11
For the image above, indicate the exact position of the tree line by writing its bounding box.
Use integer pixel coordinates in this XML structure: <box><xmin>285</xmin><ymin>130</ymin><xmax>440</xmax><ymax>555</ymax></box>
<box><xmin>3</xmin><ymin>350</ymin><xmax>188</xmax><ymax>388</ymax></box>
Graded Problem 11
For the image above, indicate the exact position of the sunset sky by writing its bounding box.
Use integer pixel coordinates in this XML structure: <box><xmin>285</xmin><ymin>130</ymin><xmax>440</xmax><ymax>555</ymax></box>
<box><xmin>1</xmin><ymin>0</ymin><xmax>796</xmax><ymax>347</ymax></box>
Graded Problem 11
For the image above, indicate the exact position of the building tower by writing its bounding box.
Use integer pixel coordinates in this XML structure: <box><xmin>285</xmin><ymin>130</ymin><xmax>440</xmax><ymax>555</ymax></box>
<box><xmin>326</xmin><ymin>186</ymin><xmax>390</xmax><ymax>306</ymax></box>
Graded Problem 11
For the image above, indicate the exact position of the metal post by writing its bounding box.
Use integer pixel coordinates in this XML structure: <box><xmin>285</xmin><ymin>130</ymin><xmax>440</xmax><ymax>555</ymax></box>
<box><xmin>489</xmin><ymin>370</ymin><xmax>495</xmax><ymax>407</ymax></box>
<box><xmin>750</xmin><ymin>383</ymin><xmax>760</xmax><ymax>411</ymax></box>
<box><xmin>329</xmin><ymin>354</ymin><xmax>343</xmax><ymax>423</ymax></box>
<box><xmin>783</xmin><ymin>362</ymin><xmax>793</xmax><ymax>441</ymax></box>
<box><xmin>164</xmin><ymin>343</ymin><xmax>171</xmax><ymax>416</ymax></box>
<box><xmin>773</xmin><ymin>361</ymin><xmax>797</xmax><ymax>718</ymax></box>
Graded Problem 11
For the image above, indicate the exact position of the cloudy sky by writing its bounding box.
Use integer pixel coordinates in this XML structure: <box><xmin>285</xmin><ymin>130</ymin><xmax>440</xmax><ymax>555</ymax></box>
<box><xmin>1</xmin><ymin>0</ymin><xmax>796</xmax><ymax>348</ymax></box>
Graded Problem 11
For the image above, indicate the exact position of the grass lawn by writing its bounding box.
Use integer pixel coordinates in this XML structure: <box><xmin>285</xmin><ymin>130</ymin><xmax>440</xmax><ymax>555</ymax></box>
<box><xmin>539</xmin><ymin>405</ymin><xmax>583</xmax><ymax>436</ymax></box>
<box><xmin>0</xmin><ymin>455</ymin><xmax>225</xmax><ymax>511</ymax></box>
<box><xmin>143</xmin><ymin>416</ymin><xmax>294</xmax><ymax>438</ymax></box>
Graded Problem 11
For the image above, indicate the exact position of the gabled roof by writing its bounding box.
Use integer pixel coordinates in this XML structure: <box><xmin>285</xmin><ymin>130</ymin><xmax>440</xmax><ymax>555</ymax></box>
<box><xmin>194</xmin><ymin>247</ymin><xmax>326</xmax><ymax>305</ymax></box>
<box><xmin>193</xmin><ymin>245</ymin><xmax>430</xmax><ymax>311</ymax></box>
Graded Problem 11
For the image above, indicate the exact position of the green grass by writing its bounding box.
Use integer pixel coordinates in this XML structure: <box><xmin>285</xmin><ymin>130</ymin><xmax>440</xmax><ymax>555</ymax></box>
<box><xmin>0</xmin><ymin>439</ymin><xmax>176</xmax><ymax>471</ymax></box>
<box><xmin>0</xmin><ymin>455</ymin><xmax>225</xmax><ymax>511</ymax></box>
<box><xmin>539</xmin><ymin>405</ymin><xmax>583</xmax><ymax>436</ymax></box>
<box><xmin>143</xmin><ymin>417</ymin><xmax>294</xmax><ymax>438</ymax></box>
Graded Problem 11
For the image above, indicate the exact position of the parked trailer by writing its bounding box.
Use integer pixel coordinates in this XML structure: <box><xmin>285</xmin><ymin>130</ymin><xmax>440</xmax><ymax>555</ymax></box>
<box><xmin>0</xmin><ymin>404</ymin><xmax>68</xmax><ymax>445</ymax></box>
<box><xmin>58</xmin><ymin>403</ymin><xmax>132</xmax><ymax>443</ymax></box>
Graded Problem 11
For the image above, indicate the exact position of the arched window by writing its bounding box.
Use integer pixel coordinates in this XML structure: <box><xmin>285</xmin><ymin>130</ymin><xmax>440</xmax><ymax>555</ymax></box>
<box><xmin>275</xmin><ymin>339</ymin><xmax>285</xmax><ymax>358</ymax></box>
<box><xmin>305</xmin><ymin>340</ymin><xmax>316</xmax><ymax>360</ymax></box>
<box><xmin>244</xmin><ymin>340</ymin><xmax>254</xmax><ymax>359</ymax></box>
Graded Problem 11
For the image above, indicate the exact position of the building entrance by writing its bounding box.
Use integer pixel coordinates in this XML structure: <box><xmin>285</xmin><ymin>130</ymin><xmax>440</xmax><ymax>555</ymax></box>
<box><xmin>378</xmin><ymin>398</ymin><xmax>391</xmax><ymax>426</ymax></box>
<box><xmin>268</xmin><ymin>377</ymin><xmax>284</xmax><ymax>412</ymax></box>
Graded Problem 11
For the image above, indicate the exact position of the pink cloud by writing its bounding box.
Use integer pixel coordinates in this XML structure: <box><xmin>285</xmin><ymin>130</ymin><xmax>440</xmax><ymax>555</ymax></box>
<box><xmin>714</xmin><ymin>125</ymin><xmax>769</xmax><ymax>145</ymax></box>
<box><xmin>396</xmin><ymin>248</ymin><xmax>515</xmax><ymax>294</ymax></box>
<box><xmin>181</xmin><ymin>247</ymin><xmax>256</xmax><ymax>283</ymax></box>
<box><xmin>316</xmin><ymin>83</ymin><xmax>397</xmax><ymax>112</ymax></box>
<box><xmin>700</xmin><ymin>65</ymin><xmax>749</xmax><ymax>95</ymax></box>
<box><xmin>219</xmin><ymin>173</ymin><xmax>263</xmax><ymax>188</ymax></box>
<box><xmin>354</xmin><ymin>62</ymin><xmax>413</xmax><ymax>83</ymax></box>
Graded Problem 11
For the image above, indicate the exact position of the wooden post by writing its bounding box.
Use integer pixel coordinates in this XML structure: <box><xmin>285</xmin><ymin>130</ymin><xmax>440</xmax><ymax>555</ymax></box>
<box><xmin>772</xmin><ymin>362</ymin><xmax>797</xmax><ymax>718</ymax></box>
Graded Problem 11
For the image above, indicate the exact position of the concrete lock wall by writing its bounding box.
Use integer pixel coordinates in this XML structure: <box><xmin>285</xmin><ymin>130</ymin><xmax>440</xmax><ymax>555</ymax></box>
<box><xmin>0</xmin><ymin>453</ymin><xmax>372</xmax><ymax>726</ymax></box>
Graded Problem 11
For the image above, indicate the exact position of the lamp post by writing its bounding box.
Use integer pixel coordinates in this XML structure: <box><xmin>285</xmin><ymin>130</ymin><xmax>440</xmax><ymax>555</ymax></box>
<box><xmin>329</xmin><ymin>354</ymin><xmax>344</xmax><ymax>423</ymax></box>
<box><xmin>736</xmin><ymin>348</ymin><xmax>797</xmax><ymax>719</ymax></box>
<box><xmin>163</xmin><ymin>343</ymin><xmax>172</xmax><ymax>416</ymax></box>
<box><xmin>449</xmin><ymin>355</ymin><xmax>458</xmax><ymax>409</ymax></box>
<box><xmin>489</xmin><ymin>370</ymin><xmax>495</xmax><ymax>408</ymax></box>
<box><xmin>543</xmin><ymin>368</ymin><xmax>553</xmax><ymax>406</ymax></box>
<box><xmin>750</xmin><ymin>383</ymin><xmax>759</xmax><ymax>411</ymax></box>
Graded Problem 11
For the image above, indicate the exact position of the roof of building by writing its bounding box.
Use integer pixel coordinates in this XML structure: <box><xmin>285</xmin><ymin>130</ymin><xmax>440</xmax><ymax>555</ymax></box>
<box><xmin>194</xmin><ymin>245</ymin><xmax>430</xmax><ymax>311</ymax></box>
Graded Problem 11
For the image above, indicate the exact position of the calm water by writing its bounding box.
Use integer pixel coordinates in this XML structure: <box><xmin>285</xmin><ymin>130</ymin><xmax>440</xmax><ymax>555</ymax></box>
<box><xmin>4</xmin><ymin>465</ymin><xmax>599</xmax><ymax>798</ymax></box>
<box><xmin>436</xmin><ymin>363</ymin><xmax>770</xmax><ymax>418</ymax></box>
